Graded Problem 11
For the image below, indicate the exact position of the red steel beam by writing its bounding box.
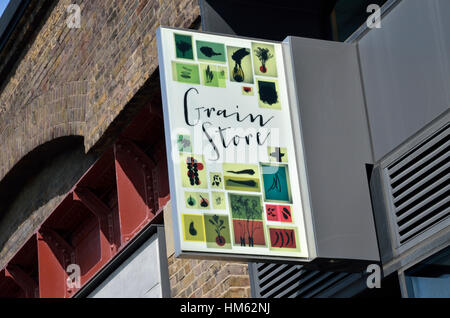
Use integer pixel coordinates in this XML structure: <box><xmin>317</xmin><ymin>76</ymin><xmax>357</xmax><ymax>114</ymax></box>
<box><xmin>114</xmin><ymin>138</ymin><xmax>158</xmax><ymax>244</ymax></box>
<box><xmin>73</xmin><ymin>187</ymin><xmax>117</xmax><ymax>252</ymax></box>
<box><xmin>5</xmin><ymin>265</ymin><xmax>39</xmax><ymax>298</ymax></box>
<box><xmin>3</xmin><ymin>105</ymin><xmax>168</xmax><ymax>297</ymax></box>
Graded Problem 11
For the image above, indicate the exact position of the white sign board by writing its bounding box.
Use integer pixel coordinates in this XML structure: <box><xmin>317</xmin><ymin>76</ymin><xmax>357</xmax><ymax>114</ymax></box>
<box><xmin>157</xmin><ymin>27</ymin><xmax>314</xmax><ymax>261</ymax></box>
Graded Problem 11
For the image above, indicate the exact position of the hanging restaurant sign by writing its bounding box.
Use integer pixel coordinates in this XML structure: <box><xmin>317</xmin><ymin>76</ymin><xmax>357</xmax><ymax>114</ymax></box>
<box><xmin>157</xmin><ymin>27</ymin><xmax>314</xmax><ymax>261</ymax></box>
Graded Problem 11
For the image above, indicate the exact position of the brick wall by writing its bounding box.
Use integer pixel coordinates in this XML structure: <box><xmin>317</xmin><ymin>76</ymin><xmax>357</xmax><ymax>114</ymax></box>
<box><xmin>168</xmin><ymin>256</ymin><xmax>251</xmax><ymax>298</ymax></box>
<box><xmin>0</xmin><ymin>0</ymin><xmax>199</xmax><ymax>277</ymax></box>
<box><xmin>163</xmin><ymin>203</ymin><xmax>251</xmax><ymax>298</ymax></box>
<box><xmin>0</xmin><ymin>141</ymin><xmax>97</xmax><ymax>269</ymax></box>
<box><xmin>0</xmin><ymin>0</ymin><xmax>252</xmax><ymax>298</ymax></box>
<box><xmin>0</xmin><ymin>0</ymin><xmax>200</xmax><ymax>182</ymax></box>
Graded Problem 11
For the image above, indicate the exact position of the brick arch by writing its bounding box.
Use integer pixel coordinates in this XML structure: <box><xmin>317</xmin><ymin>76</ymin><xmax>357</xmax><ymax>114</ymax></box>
<box><xmin>0</xmin><ymin>81</ymin><xmax>89</xmax><ymax>182</ymax></box>
<box><xmin>0</xmin><ymin>135</ymin><xmax>97</xmax><ymax>270</ymax></box>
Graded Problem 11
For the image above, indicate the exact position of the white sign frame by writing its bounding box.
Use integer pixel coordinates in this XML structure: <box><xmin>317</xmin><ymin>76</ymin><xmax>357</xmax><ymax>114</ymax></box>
<box><xmin>157</xmin><ymin>27</ymin><xmax>316</xmax><ymax>262</ymax></box>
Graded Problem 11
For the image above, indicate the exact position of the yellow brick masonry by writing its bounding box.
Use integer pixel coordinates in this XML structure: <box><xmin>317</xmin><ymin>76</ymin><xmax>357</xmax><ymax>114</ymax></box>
<box><xmin>168</xmin><ymin>256</ymin><xmax>251</xmax><ymax>298</ymax></box>
<box><xmin>0</xmin><ymin>0</ymin><xmax>200</xmax><ymax>182</ymax></box>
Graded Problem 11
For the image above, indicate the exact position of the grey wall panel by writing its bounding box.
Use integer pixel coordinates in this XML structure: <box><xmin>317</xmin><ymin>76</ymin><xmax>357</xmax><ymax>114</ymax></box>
<box><xmin>287</xmin><ymin>37</ymin><xmax>379</xmax><ymax>261</ymax></box>
<box><xmin>88</xmin><ymin>235</ymin><xmax>162</xmax><ymax>298</ymax></box>
<box><xmin>199</xmin><ymin>0</ymin><xmax>236</xmax><ymax>35</ymax></box>
<box><xmin>358</xmin><ymin>0</ymin><xmax>450</xmax><ymax>160</ymax></box>
<box><xmin>369</xmin><ymin>110</ymin><xmax>450</xmax><ymax>276</ymax></box>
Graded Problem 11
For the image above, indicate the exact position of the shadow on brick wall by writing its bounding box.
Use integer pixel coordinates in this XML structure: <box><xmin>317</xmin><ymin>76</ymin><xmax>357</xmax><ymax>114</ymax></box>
<box><xmin>0</xmin><ymin>135</ymin><xmax>97</xmax><ymax>269</ymax></box>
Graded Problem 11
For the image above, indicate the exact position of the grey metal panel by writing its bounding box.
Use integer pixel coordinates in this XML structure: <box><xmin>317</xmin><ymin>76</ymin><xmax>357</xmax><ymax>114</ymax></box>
<box><xmin>345</xmin><ymin>0</ymin><xmax>401</xmax><ymax>44</ymax></box>
<box><xmin>389</xmin><ymin>140</ymin><xmax>449</xmax><ymax>183</ymax></box>
<box><xmin>382</xmin><ymin>116</ymin><xmax>449</xmax><ymax>250</ymax></box>
<box><xmin>370</xmin><ymin>110</ymin><xmax>450</xmax><ymax>276</ymax></box>
<box><xmin>88</xmin><ymin>234</ymin><xmax>162</xmax><ymax>298</ymax></box>
<box><xmin>358</xmin><ymin>0</ymin><xmax>450</xmax><ymax>160</ymax></box>
<box><xmin>87</xmin><ymin>226</ymin><xmax>170</xmax><ymax>298</ymax></box>
<box><xmin>199</xmin><ymin>0</ymin><xmax>235</xmax><ymax>35</ymax></box>
<box><xmin>249</xmin><ymin>261</ymin><xmax>362</xmax><ymax>298</ymax></box>
<box><xmin>370</xmin><ymin>166</ymin><xmax>396</xmax><ymax>264</ymax></box>
<box><xmin>157</xmin><ymin>227</ymin><xmax>171</xmax><ymax>298</ymax></box>
<box><xmin>287</xmin><ymin>36</ymin><xmax>379</xmax><ymax>261</ymax></box>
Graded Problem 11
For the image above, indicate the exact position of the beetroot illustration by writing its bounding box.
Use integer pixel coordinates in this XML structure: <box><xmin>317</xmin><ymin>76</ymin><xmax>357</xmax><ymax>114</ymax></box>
<box><xmin>254</xmin><ymin>47</ymin><xmax>274</xmax><ymax>74</ymax></box>
<box><xmin>208</xmin><ymin>215</ymin><xmax>227</xmax><ymax>247</ymax></box>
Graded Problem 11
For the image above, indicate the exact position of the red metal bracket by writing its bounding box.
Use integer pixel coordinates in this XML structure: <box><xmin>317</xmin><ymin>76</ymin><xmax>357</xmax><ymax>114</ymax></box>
<box><xmin>39</xmin><ymin>227</ymin><xmax>75</xmax><ymax>265</ymax></box>
<box><xmin>2</xmin><ymin>103</ymin><xmax>169</xmax><ymax>297</ymax></box>
<box><xmin>114</xmin><ymin>138</ymin><xmax>158</xmax><ymax>243</ymax></box>
<box><xmin>73</xmin><ymin>187</ymin><xmax>116</xmax><ymax>250</ymax></box>
<box><xmin>73</xmin><ymin>187</ymin><xmax>110</xmax><ymax>218</ymax></box>
<box><xmin>5</xmin><ymin>265</ymin><xmax>39</xmax><ymax>298</ymax></box>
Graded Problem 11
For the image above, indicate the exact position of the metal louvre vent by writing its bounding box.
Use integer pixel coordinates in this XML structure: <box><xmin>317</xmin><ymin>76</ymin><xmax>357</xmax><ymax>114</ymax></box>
<box><xmin>385</xmin><ymin>123</ymin><xmax>450</xmax><ymax>246</ymax></box>
<box><xmin>251</xmin><ymin>262</ymin><xmax>355</xmax><ymax>298</ymax></box>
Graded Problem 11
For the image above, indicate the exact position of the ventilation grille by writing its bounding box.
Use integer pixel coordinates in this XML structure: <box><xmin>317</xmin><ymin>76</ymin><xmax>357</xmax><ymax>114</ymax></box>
<box><xmin>252</xmin><ymin>262</ymin><xmax>355</xmax><ymax>298</ymax></box>
<box><xmin>385</xmin><ymin>123</ymin><xmax>450</xmax><ymax>246</ymax></box>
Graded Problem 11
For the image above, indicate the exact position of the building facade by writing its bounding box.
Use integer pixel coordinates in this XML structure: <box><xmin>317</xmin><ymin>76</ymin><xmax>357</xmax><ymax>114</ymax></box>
<box><xmin>0</xmin><ymin>0</ymin><xmax>448</xmax><ymax>298</ymax></box>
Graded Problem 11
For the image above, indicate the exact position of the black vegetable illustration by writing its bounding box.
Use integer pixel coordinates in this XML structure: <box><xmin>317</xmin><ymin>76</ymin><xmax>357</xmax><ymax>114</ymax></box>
<box><xmin>227</xmin><ymin>179</ymin><xmax>257</xmax><ymax>187</ymax></box>
<box><xmin>226</xmin><ymin>169</ymin><xmax>255</xmax><ymax>175</ymax></box>
<box><xmin>267</xmin><ymin>207</ymin><xmax>277</xmax><ymax>217</ymax></box>
<box><xmin>205</xmin><ymin>65</ymin><xmax>214</xmax><ymax>83</ymax></box>
<box><xmin>269</xmin><ymin>147</ymin><xmax>285</xmax><ymax>162</ymax></box>
<box><xmin>186</xmin><ymin>157</ymin><xmax>203</xmax><ymax>186</ymax></box>
<box><xmin>273</xmin><ymin>231</ymin><xmax>280</xmax><ymax>246</ymax></box>
<box><xmin>187</xmin><ymin>195</ymin><xmax>196</xmax><ymax>207</ymax></box>
<box><xmin>179</xmin><ymin>66</ymin><xmax>193</xmax><ymax>79</ymax></box>
<box><xmin>199</xmin><ymin>195</ymin><xmax>209</xmax><ymax>208</ymax></box>
<box><xmin>189</xmin><ymin>221</ymin><xmax>197</xmax><ymax>236</ymax></box>
<box><xmin>211</xmin><ymin>174</ymin><xmax>222</xmax><ymax>187</ymax></box>
<box><xmin>231</xmin><ymin>48</ymin><xmax>250</xmax><ymax>82</ymax></box>
<box><xmin>258</xmin><ymin>81</ymin><xmax>278</xmax><ymax>105</ymax></box>
<box><xmin>254</xmin><ymin>47</ymin><xmax>274</xmax><ymax>73</ymax></box>
<box><xmin>208</xmin><ymin>215</ymin><xmax>226</xmax><ymax>246</ymax></box>
<box><xmin>176</xmin><ymin>40</ymin><xmax>192</xmax><ymax>58</ymax></box>
<box><xmin>285</xmin><ymin>230</ymin><xmax>290</xmax><ymax>246</ymax></box>
<box><xmin>271</xmin><ymin>229</ymin><xmax>296</xmax><ymax>248</ymax></box>
<box><xmin>268</xmin><ymin>172</ymin><xmax>282</xmax><ymax>192</ymax></box>
<box><xmin>230</xmin><ymin>195</ymin><xmax>263</xmax><ymax>247</ymax></box>
<box><xmin>281</xmin><ymin>207</ymin><xmax>291</xmax><ymax>220</ymax></box>
<box><xmin>200</xmin><ymin>46</ymin><xmax>222</xmax><ymax>57</ymax></box>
